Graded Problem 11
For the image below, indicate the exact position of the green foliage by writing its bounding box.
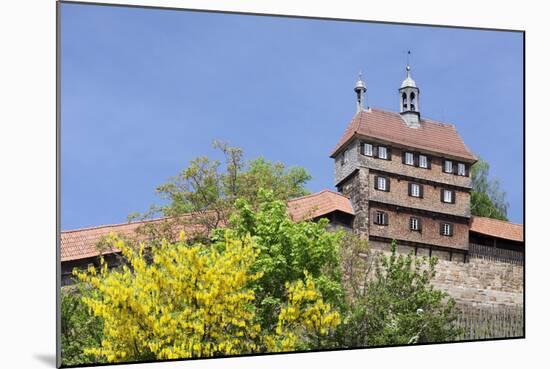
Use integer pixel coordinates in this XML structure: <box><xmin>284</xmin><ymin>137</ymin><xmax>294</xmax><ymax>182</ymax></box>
<box><xmin>73</xmin><ymin>232</ymin><xmax>340</xmax><ymax>362</ymax></box>
<box><xmin>470</xmin><ymin>158</ymin><xmax>508</xmax><ymax>220</ymax></box>
<box><xmin>337</xmin><ymin>241</ymin><xmax>460</xmax><ymax>347</ymax></box>
<box><xmin>60</xmin><ymin>284</ymin><xmax>104</xmax><ymax>366</ymax></box>
<box><xmin>132</xmin><ymin>141</ymin><xmax>312</xmax><ymax>235</ymax></box>
<box><xmin>224</xmin><ymin>190</ymin><xmax>343</xmax><ymax>335</ymax></box>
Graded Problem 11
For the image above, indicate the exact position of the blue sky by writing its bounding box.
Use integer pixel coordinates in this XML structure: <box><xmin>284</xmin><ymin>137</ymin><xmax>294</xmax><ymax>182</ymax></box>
<box><xmin>61</xmin><ymin>3</ymin><xmax>524</xmax><ymax>230</ymax></box>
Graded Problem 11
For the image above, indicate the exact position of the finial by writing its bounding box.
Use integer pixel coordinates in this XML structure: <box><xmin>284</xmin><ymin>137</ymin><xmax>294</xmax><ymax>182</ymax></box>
<box><xmin>406</xmin><ymin>51</ymin><xmax>411</xmax><ymax>76</ymax></box>
<box><xmin>354</xmin><ymin>71</ymin><xmax>366</xmax><ymax>91</ymax></box>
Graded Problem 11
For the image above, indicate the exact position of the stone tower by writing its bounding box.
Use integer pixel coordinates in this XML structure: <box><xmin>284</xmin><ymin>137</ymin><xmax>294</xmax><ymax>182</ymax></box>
<box><xmin>330</xmin><ymin>67</ymin><xmax>477</xmax><ymax>260</ymax></box>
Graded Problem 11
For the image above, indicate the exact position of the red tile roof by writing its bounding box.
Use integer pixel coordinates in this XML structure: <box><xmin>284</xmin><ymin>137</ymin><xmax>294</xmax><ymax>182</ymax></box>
<box><xmin>61</xmin><ymin>190</ymin><xmax>354</xmax><ymax>262</ymax></box>
<box><xmin>470</xmin><ymin>216</ymin><xmax>524</xmax><ymax>243</ymax></box>
<box><xmin>61</xmin><ymin>215</ymin><xmax>208</xmax><ymax>262</ymax></box>
<box><xmin>287</xmin><ymin>190</ymin><xmax>354</xmax><ymax>222</ymax></box>
<box><xmin>330</xmin><ymin>108</ymin><xmax>476</xmax><ymax>161</ymax></box>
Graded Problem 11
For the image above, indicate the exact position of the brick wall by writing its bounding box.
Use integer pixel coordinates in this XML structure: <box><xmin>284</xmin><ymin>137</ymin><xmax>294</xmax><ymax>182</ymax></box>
<box><xmin>368</xmin><ymin>172</ymin><xmax>470</xmax><ymax>218</ymax></box>
<box><xmin>356</xmin><ymin>140</ymin><xmax>473</xmax><ymax>189</ymax></box>
<box><xmin>369</xmin><ymin>206</ymin><xmax>470</xmax><ymax>250</ymax></box>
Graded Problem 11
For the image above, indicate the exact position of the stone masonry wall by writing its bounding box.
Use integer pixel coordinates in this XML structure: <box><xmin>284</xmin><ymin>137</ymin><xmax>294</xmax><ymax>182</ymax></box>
<box><xmin>356</xmin><ymin>139</ymin><xmax>473</xmax><ymax>189</ymax></box>
<box><xmin>369</xmin><ymin>206</ymin><xmax>470</xmax><ymax>250</ymax></box>
<box><xmin>369</xmin><ymin>240</ymin><xmax>523</xmax><ymax>308</ymax></box>
<box><xmin>339</xmin><ymin>168</ymin><xmax>370</xmax><ymax>235</ymax></box>
<box><xmin>368</xmin><ymin>172</ymin><xmax>470</xmax><ymax>218</ymax></box>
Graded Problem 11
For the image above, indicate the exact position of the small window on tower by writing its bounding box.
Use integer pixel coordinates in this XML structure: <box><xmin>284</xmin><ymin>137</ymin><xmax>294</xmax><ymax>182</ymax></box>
<box><xmin>374</xmin><ymin>211</ymin><xmax>388</xmax><ymax>226</ymax></box>
<box><xmin>364</xmin><ymin>143</ymin><xmax>373</xmax><ymax>156</ymax></box>
<box><xmin>341</xmin><ymin>149</ymin><xmax>349</xmax><ymax>166</ymax></box>
<box><xmin>410</xmin><ymin>92</ymin><xmax>416</xmax><ymax>111</ymax></box>
<box><xmin>402</xmin><ymin>92</ymin><xmax>408</xmax><ymax>110</ymax></box>
<box><xmin>458</xmin><ymin>163</ymin><xmax>466</xmax><ymax>176</ymax></box>
<box><xmin>378</xmin><ymin>146</ymin><xmax>388</xmax><ymax>159</ymax></box>
<box><xmin>410</xmin><ymin>217</ymin><xmax>421</xmax><ymax>231</ymax></box>
<box><xmin>419</xmin><ymin>155</ymin><xmax>428</xmax><ymax>168</ymax></box>
<box><xmin>405</xmin><ymin>152</ymin><xmax>414</xmax><ymax>165</ymax></box>
<box><xmin>444</xmin><ymin>160</ymin><xmax>453</xmax><ymax>173</ymax></box>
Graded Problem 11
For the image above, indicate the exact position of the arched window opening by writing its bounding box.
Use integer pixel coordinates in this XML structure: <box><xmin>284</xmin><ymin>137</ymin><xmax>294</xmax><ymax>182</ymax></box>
<box><xmin>402</xmin><ymin>92</ymin><xmax>408</xmax><ymax>110</ymax></box>
<box><xmin>410</xmin><ymin>92</ymin><xmax>416</xmax><ymax>111</ymax></box>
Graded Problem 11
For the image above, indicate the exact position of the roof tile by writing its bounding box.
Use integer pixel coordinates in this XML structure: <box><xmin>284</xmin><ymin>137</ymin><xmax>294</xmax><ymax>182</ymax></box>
<box><xmin>330</xmin><ymin>108</ymin><xmax>476</xmax><ymax>161</ymax></box>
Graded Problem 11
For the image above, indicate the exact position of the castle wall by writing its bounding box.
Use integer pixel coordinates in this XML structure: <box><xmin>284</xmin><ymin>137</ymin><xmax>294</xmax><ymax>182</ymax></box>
<box><xmin>356</xmin><ymin>140</ymin><xmax>473</xmax><ymax>189</ymax></box>
<box><xmin>367</xmin><ymin>172</ymin><xmax>471</xmax><ymax>218</ymax></box>
<box><xmin>369</xmin><ymin>206</ymin><xmax>470</xmax><ymax>250</ymax></box>
<box><xmin>369</xmin><ymin>240</ymin><xmax>523</xmax><ymax>308</ymax></box>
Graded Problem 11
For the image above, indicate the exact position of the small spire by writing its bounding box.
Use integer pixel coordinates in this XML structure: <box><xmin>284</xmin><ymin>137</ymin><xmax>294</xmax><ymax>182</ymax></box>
<box><xmin>354</xmin><ymin>71</ymin><xmax>367</xmax><ymax>113</ymax></box>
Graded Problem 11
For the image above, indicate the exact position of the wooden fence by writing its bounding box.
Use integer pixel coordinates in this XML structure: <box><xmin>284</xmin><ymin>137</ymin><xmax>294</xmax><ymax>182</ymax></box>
<box><xmin>469</xmin><ymin>243</ymin><xmax>524</xmax><ymax>265</ymax></box>
<box><xmin>453</xmin><ymin>304</ymin><xmax>524</xmax><ymax>340</ymax></box>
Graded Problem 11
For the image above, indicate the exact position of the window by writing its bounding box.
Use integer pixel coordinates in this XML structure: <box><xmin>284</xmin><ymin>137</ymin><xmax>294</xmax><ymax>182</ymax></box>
<box><xmin>378</xmin><ymin>146</ymin><xmax>388</xmax><ymax>159</ymax></box>
<box><xmin>405</xmin><ymin>152</ymin><xmax>414</xmax><ymax>165</ymax></box>
<box><xmin>441</xmin><ymin>189</ymin><xmax>455</xmax><ymax>204</ymax></box>
<box><xmin>375</xmin><ymin>176</ymin><xmax>389</xmax><ymax>191</ymax></box>
<box><xmin>410</xmin><ymin>217</ymin><xmax>421</xmax><ymax>232</ymax></box>
<box><xmin>458</xmin><ymin>163</ymin><xmax>466</xmax><ymax>176</ymax></box>
<box><xmin>440</xmin><ymin>222</ymin><xmax>453</xmax><ymax>236</ymax></box>
<box><xmin>341</xmin><ymin>149</ymin><xmax>349</xmax><ymax>166</ymax></box>
<box><xmin>409</xmin><ymin>183</ymin><xmax>423</xmax><ymax>198</ymax></box>
<box><xmin>374</xmin><ymin>211</ymin><xmax>388</xmax><ymax>226</ymax></box>
<box><xmin>363</xmin><ymin>143</ymin><xmax>373</xmax><ymax>156</ymax></box>
<box><xmin>444</xmin><ymin>160</ymin><xmax>453</xmax><ymax>173</ymax></box>
<box><xmin>419</xmin><ymin>154</ymin><xmax>428</xmax><ymax>168</ymax></box>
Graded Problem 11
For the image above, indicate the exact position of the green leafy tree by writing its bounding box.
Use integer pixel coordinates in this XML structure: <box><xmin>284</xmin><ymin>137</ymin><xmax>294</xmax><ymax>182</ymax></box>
<box><xmin>336</xmin><ymin>241</ymin><xmax>460</xmax><ymax>347</ymax></box>
<box><xmin>129</xmin><ymin>141</ymin><xmax>312</xmax><ymax>239</ymax></box>
<box><xmin>470</xmin><ymin>158</ymin><xmax>508</xmax><ymax>220</ymax></box>
<box><xmin>60</xmin><ymin>285</ymin><xmax>104</xmax><ymax>366</ymax></box>
<box><xmin>74</xmin><ymin>232</ymin><xmax>340</xmax><ymax>363</ymax></box>
<box><xmin>223</xmin><ymin>190</ymin><xmax>343</xmax><ymax>336</ymax></box>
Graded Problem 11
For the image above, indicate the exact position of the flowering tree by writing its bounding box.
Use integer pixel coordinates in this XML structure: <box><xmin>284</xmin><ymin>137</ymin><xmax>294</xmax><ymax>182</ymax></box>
<box><xmin>75</xmin><ymin>231</ymin><xmax>340</xmax><ymax>363</ymax></box>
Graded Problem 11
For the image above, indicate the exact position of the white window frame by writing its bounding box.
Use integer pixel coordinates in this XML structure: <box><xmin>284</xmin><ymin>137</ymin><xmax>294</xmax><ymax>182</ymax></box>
<box><xmin>443</xmin><ymin>189</ymin><xmax>453</xmax><ymax>203</ymax></box>
<box><xmin>444</xmin><ymin>160</ymin><xmax>453</xmax><ymax>173</ymax></box>
<box><xmin>411</xmin><ymin>183</ymin><xmax>420</xmax><ymax>197</ymax></box>
<box><xmin>364</xmin><ymin>143</ymin><xmax>373</xmax><ymax>156</ymax></box>
<box><xmin>405</xmin><ymin>152</ymin><xmax>414</xmax><ymax>165</ymax></box>
<box><xmin>419</xmin><ymin>155</ymin><xmax>428</xmax><ymax>168</ymax></box>
<box><xmin>342</xmin><ymin>149</ymin><xmax>349</xmax><ymax>165</ymax></box>
<box><xmin>443</xmin><ymin>223</ymin><xmax>451</xmax><ymax>236</ymax></box>
<box><xmin>378</xmin><ymin>146</ymin><xmax>388</xmax><ymax>159</ymax></box>
<box><xmin>410</xmin><ymin>217</ymin><xmax>420</xmax><ymax>231</ymax></box>
<box><xmin>458</xmin><ymin>163</ymin><xmax>466</xmax><ymax>176</ymax></box>
<box><xmin>375</xmin><ymin>211</ymin><xmax>387</xmax><ymax>225</ymax></box>
<box><xmin>377</xmin><ymin>176</ymin><xmax>387</xmax><ymax>191</ymax></box>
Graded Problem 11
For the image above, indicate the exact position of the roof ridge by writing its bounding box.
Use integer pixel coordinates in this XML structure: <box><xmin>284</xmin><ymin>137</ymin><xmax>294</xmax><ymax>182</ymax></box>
<box><xmin>472</xmin><ymin>216</ymin><xmax>523</xmax><ymax>227</ymax></box>
<box><xmin>287</xmin><ymin>189</ymin><xmax>350</xmax><ymax>203</ymax></box>
<box><xmin>61</xmin><ymin>217</ymin><xmax>166</xmax><ymax>234</ymax></box>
